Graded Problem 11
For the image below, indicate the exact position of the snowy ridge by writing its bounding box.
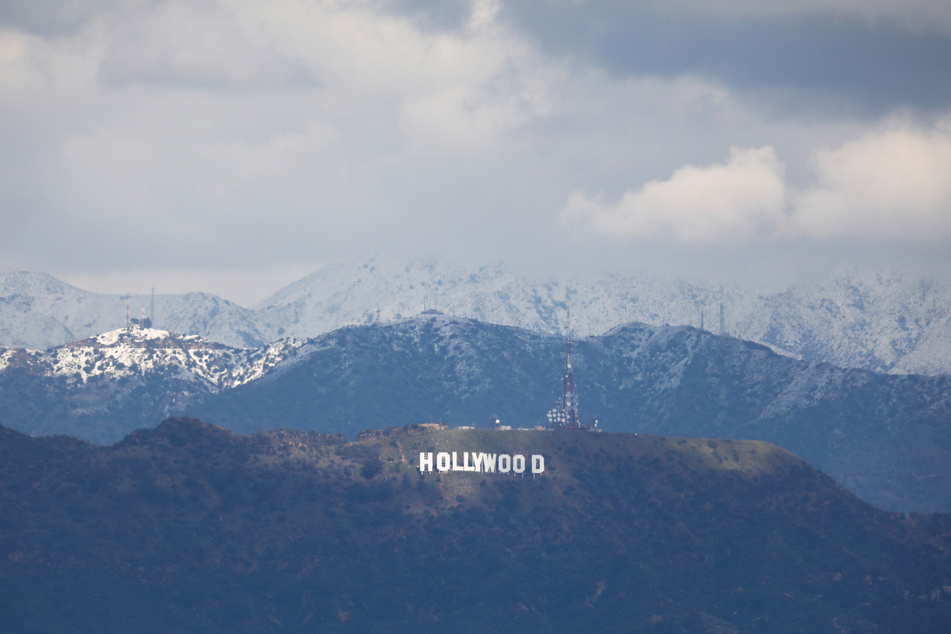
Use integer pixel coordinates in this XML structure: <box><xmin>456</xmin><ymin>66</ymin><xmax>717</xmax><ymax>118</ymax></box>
<box><xmin>0</xmin><ymin>271</ymin><xmax>266</xmax><ymax>349</ymax></box>
<box><xmin>4</xmin><ymin>260</ymin><xmax>951</xmax><ymax>375</ymax></box>
<box><xmin>253</xmin><ymin>259</ymin><xmax>951</xmax><ymax>376</ymax></box>
<box><xmin>6</xmin><ymin>326</ymin><xmax>304</xmax><ymax>390</ymax></box>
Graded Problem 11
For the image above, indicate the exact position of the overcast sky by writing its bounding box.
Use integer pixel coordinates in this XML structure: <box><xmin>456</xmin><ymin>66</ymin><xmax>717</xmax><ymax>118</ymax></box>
<box><xmin>2</xmin><ymin>0</ymin><xmax>950</xmax><ymax>305</ymax></box>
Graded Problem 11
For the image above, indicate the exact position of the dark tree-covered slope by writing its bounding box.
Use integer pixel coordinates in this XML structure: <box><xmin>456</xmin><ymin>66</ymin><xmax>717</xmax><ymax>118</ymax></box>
<box><xmin>1</xmin><ymin>419</ymin><xmax>950</xmax><ymax>632</ymax></box>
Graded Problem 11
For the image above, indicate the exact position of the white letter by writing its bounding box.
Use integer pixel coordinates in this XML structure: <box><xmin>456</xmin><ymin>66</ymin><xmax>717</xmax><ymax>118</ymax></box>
<box><xmin>452</xmin><ymin>451</ymin><xmax>463</xmax><ymax>471</ymax></box>
<box><xmin>463</xmin><ymin>452</ymin><xmax>475</xmax><ymax>472</ymax></box>
<box><xmin>419</xmin><ymin>452</ymin><xmax>433</xmax><ymax>472</ymax></box>
<box><xmin>513</xmin><ymin>454</ymin><xmax>525</xmax><ymax>474</ymax></box>
<box><xmin>532</xmin><ymin>455</ymin><xmax>545</xmax><ymax>474</ymax></box>
<box><xmin>483</xmin><ymin>453</ymin><xmax>497</xmax><ymax>473</ymax></box>
<box><xmin>498</xmin><ymin>454</ymin><xmax>511</xmax><ymax>473</ymax></box>
<box><xmin>436</xmin><ymin>452</ymin><xmax>450</xmax><ymax>472</ymax></box>
<box><xmin>473</xmin><ymin>453</ymin><xmax>485</xmax><ymax>472</ymax></box>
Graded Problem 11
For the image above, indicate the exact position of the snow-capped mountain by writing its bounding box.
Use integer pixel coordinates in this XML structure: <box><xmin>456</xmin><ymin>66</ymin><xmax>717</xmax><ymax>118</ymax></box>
<box><xmin>4</xmin><ymin>260</ymin><xmax>951</xmax><ymax>375</ymax></box>
<box><xmin>252</xmin><ymin>258</ymin><xmax>951</xmax><ymax>375</ymax></box>
<box><xmin>0</xmin><ymin>271</ymin><xmax>268</xmax><ymax>349</ymax></box>
<box><xmin>0</xmin><ymin>326</ymin><xmax>304</xmax><ymax>444</ymax></box>
<box><xmin>0</xmin><ymin>326</ymin><xmax>304</xmax><ymax>390</ymax></box>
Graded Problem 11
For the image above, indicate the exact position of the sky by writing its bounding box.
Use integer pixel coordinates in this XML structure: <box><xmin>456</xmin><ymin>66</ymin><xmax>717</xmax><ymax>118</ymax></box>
<box><xmin>2</xmin><ymin>0</ymin><xmax>951</xmax><ymax>306</ymax></box>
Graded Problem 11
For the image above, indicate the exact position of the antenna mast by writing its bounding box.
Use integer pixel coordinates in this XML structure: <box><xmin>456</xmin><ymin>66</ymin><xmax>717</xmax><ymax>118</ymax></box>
<box><xmin>547</xmin><ymin>304</ymin><xmax>582</xmax><ymax>429</ymax></box>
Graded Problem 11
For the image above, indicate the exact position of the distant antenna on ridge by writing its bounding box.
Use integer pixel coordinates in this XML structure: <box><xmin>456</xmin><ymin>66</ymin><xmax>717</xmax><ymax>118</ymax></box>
<box><xmin>421</xmin><ymin>292</ymin><xmax>442</xmax><ymax>315</ymax></box>
<box><xmin>123</xmin><ymin>295</ymin><xmax>131</xmax><ymax>329</ymax></box>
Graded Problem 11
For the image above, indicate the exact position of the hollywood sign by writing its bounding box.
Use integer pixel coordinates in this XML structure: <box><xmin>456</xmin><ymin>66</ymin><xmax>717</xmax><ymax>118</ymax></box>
<box><xmin>419</xmin><ymin>451</ymin><xmax>545</xmax><ymax>475</ymax></box>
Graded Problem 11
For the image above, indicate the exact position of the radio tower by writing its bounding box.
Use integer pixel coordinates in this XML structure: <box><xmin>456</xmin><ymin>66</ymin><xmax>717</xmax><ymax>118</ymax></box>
<box><xmin>547</xmin><ymin>306</ymin><xmax>583</xmax><ymax>430</ymax></box>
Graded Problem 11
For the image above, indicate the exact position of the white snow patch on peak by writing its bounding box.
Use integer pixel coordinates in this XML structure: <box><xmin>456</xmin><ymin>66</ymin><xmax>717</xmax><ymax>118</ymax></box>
<box><xmin>94</xmin><ymin>327</ymin><xmax>170</xmax><ymax>345</ymax></box>
<box><xmin>0</xmin><ymin>348</ymin><xmax>16</xmax><ymax>372</ymax></box>
<box><xmin>85</xmin><ymin>327</ymin><xmax>212</xmax><ymax>348</ymax></box>
<box><xmin>10</xmin><ymin>326</ymin><xmax>308</xmax><ymax>389</ymax></box>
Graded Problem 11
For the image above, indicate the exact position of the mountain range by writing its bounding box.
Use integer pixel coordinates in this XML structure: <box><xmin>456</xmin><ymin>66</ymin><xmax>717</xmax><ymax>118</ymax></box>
<box><xmin>3</xmin><ymin>316</ymin><xmax>950</xmax><ymax>512</ymax></box>
<box><xmin>2</xmin><ymin>418</ymin><xmax>949</xmax><ymax>633</ymax></box>
<box><xmin>4</xmin><ymin>258</ymin><xmax>951</xmax><ymax>375</ymax></box>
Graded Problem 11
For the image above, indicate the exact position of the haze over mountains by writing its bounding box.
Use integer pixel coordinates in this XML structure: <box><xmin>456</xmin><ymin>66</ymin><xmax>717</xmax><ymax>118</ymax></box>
<box><xmin>3</xmin><ymin>258</ymin><xmax>951</xmax><ymax>375</ymax></box>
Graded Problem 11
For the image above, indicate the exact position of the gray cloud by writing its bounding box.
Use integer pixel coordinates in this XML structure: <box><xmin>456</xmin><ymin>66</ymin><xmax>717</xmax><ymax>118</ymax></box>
<box><xmin>498</xmin><ymin>1</ymin><xmax>951</xmax><ymax>113</ymax></box>
<box><xmin>0</xmin><ymin>0</ymin><xmax>111</xmax><ymax>35</ymax></box>
<box><xmin>97</xmin><ymin>1</ymin><xmax>318</xmax><ymax>89</ymax></box>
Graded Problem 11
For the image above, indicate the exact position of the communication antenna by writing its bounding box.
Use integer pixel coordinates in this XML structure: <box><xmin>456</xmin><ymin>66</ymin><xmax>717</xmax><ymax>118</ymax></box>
<box><xmin>123</xmin><ymin>295</ymin><xmax>131</xmax><ymax>328</ymax></box>
<box><xmin>719</xmin><ymin>301</ymin><xmax>725</xmax><ymax>336</ymax></box>
<box><xmin>546</xmin><ymin>304</ymin><xmax>582</xmax><ymax>429</ymax></box>
<box><xmin>150</xmin><ymin>287</ymin><xmax>155</xmax><ymax>327</ymax></box>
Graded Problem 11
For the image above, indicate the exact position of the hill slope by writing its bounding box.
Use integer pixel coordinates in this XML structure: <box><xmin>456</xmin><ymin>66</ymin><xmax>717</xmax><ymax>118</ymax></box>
<box><xmin>3</xmin><ymin>316</ymin><xmax>950</xmax><ymax>512</ymax></box>
<box><xmin>188</xmin><ymin>316</ymin><xmax>951</xmax><ymax>512</ymax></box>
<box><xmin>1</xmin><ymin>419</ymin><xmax>948</xmax><ymax>633</ymax></box>
<box><xmin>0</xmin><ymin>327</ymin><xmax>302</xmax><ymax>443</ymax></box>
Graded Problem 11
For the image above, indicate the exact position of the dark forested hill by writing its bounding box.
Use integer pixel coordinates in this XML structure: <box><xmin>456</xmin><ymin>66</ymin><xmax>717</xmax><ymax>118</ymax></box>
<box><xmin>1</xmin><ymin>419</ymin><xmax>949</xmax><ymax>633</ymax></box>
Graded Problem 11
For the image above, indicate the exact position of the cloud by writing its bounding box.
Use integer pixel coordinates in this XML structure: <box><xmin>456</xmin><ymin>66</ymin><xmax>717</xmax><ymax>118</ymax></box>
<box><xmin>564</xmin><ymin>119</ymin><xmax>951</xmax><ymax>246</ymax></box>
<box><xmin>499</xmin><ymin>1</ymin><xmax>951</xmax><ymax>114</ymax></box>
<box><xmin>0</xmin><ymin>0</ymin><xmax>137</xmax><ymax>36</ymax></box>
<box><xmin>2</xmin><ymin>0</ymin><xmax>950</xmax><ymax>302</ymax></box>
<box><xmin>790</xmin><ymin>119</ymin><xmax>951</xmax><ymax>241</ymax></box>
<box><xmin>648</xmin><ymin>0</ymin><xmax>951</xmax><ymax>33</ymax></box>
<box><xmin>561</xmin><ymin>147</ymin><xmax>788</xmax><ymax>244</ymax></box>
<box><xmin>98</xmin><ymin>0</ymin><xmax>315</xmax><ymax>88</ymax></box>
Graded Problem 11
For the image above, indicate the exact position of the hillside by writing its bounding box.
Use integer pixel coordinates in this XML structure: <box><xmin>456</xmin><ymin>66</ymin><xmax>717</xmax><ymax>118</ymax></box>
<box><xmin>1</xmin><ymin>418</ymin><xmax>948</xmax><ymax>633</ymax></box>
<box><xmin>2</xmin><ymin>316</ymin><xmax>950</xmax><ymax>512</ymax></box>
<box><xmin>0</xmin><ymin>327</ymin><xmax>302</xmax><ymax>443</ymax></box>
<box><xmin>253</xmin><ymin>259</ymin><xmax>951</xmax><ymax>376</ymax></box>
<box><xmin>4</xmin><ymin>260</ymin><xmax>951</xmax><ymax>375</ymax></box>
<box><xmin>187</xmin><ymin>316</ymin><xmax>951</xmax><ymax>512</ymax></box>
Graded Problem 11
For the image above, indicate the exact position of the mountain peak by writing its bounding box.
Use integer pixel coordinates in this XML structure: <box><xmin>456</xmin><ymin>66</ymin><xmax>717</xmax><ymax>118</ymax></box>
<box><xmin>71</xmin><ymin>327</ymin><xmax>219</xmax><ymax>350</ymax></box>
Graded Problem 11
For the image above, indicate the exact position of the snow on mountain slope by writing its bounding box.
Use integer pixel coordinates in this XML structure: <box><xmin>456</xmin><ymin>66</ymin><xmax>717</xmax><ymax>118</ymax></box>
<box><xmin>255</xmin><ymin>258</ymin><xmax>951</xmax><ymax>375</ymax></box>
<box><xmin>0</xmin><ymin>271</ymin><xmax>270</xmax><ymax>349</ymax></box>
<box><xmin>1</xmin><ymin>326</ymin><xmax>304</xmax><ymax>390</ymax></box>
<box><xmin>5</xmin><ymin>261</ymin><xmax>951</xmax><ymax>375</ymax></box>
<box><xmin>749</xmin><ymin>272</ymin><xmax>951</xmax><ymax>375</ymax></box>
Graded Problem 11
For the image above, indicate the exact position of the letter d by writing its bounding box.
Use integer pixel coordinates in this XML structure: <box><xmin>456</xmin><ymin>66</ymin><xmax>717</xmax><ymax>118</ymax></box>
<box><xmin>531</xmin><ymin>455</ymin><xmax>545</xmax><ymax>474</ymax></box>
